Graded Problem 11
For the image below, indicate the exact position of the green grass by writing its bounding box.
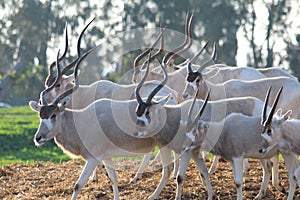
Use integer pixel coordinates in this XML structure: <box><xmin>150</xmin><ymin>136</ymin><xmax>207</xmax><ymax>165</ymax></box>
<box><xmin>0</xmin><ymin>106</ymin><xmax>70</xmax><ymax>165</ymax></box>
<box><xmin>0</xmin><ymin>106</ymin><xmax>282</xmax><ymax>166</ymax></box>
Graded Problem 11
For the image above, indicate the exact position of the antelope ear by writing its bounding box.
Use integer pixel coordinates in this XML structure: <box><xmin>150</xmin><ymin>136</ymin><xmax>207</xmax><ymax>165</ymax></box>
<box><xmin>29</xmin><ymin>101</ymin><xmax>41</xmax><ymax>112</ymax></box>
<box><xmin>281</xmin><ymin>110</ymin><xmax>292</xmax><ymax>122</ymax></box>
<box><xmin>275</xmin><ymin>108</ymin><xmax>282</xmax><ymax>117</ymax></box>
<box><xmin>58</xmin><ymin>97</ymin><xmax>71</xmax><ymax>112</ymax></box>
<box><xmin>204</xmin><ymin>124</ymin><xmax>209</xmax><ymax>129</ymax></box>
<box><xmin>168</xmin><ymin>59</ymin><xmax>174</xmax><ymax>69</ymax></box>
<box><xmin>158</xmin><ymin>94</ymin><xmax>171</xmax><ymax>106</ymax></box>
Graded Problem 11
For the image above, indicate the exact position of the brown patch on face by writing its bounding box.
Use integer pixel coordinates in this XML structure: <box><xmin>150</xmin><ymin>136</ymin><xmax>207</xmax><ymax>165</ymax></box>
<box><xmin>39</xmin><ymin>105</ymin><xmax>58</xmax><ymax>119</ymax></box>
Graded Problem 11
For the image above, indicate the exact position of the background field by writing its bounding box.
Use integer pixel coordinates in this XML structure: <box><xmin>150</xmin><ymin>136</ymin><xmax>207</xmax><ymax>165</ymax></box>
<box><xmin>0</xmin><ymin>106</ymin><xmax>70</xmax><ymax>165</ymax></box>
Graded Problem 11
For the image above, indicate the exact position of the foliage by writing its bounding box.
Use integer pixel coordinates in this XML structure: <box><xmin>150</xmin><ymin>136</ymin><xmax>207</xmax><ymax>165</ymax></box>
<box><xmin>0</xmin><ymin>106</ymin><xmax>70</xmax><ymax>165</ymax></box>
<box><xmin>0</xmin><ymin>0</ymin><xmax>299</xmax><ymax>105</ymax></box>
<box><xmin>240</xmin><ymin>0</ymin><xmax>293</xmax><ymax>68</ymax></box>
<box><xmin>286</xmin><ymin>35</ymin><xmax>300</xmax><ymax>77</ymax></box>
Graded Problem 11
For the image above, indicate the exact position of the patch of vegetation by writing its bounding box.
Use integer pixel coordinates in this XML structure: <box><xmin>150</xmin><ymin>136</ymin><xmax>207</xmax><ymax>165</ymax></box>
<box><xmin>0</xmin><ymin>106</ymin><xmax>70</xmax><ymax>165</ymax></box>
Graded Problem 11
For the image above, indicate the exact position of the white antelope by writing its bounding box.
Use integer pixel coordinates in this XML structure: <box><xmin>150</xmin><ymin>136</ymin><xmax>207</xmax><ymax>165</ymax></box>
<box><xmin>30</xmin><ymin>49</ymin><xmax>185</xmax><ymax>200</ymax></box>
<box><xmin>183</xmin><ymin>62</ymin><xmax>286</xmax><ymax>173</ymax></box>
<box><xmin>197</xmin><ymin>64</ymin><xmax>266</xmax><ymax>84</ymax></box>
<box><xmin>43</xmin><ymin>22</ymin><xmax>180</xmax><ymax>183</ymax></box>
<box><xmin>131</xmin><ymin>12</ymin><xmax>217</xmax><ymax>103</ymax></box>
<box><xmin>179</xmin><ymin>87</ymin><xmax>299</xmax><ymax>200</ymax></box>
<box><xmin>258</xmin><ymin>67</ymin><xmax>297</xmax><ymax>80</ymax></box>
<box><xmin>259</xmin><ymin>89</ymin><xmax>300</xmax><ymax>188</ymax></box>
<box><xmin>197</xmin><ymin>65</ymin><xmax>297</xmax><ymax>84</ymax></box>
<box><xmin>44</xmin><ymin>21</ymin><xmax>177</xmax><ymax>108</ymax></box>
<box><xmin>134</xmin><ymin>72</ymin><xmax>288</xmax><ymax>199</ymax></box>
<box><xmin>182</xmin><ymin>65</ymin><xmax>300</xmax><ymax>178</ymax></box>
<box><xmin>183</xmin><ymin>68</ymin><xmax>300</xmax><ymax>119</ymax></box>
<box><xmin>182</xmin><ymin>60</ymin><xmax>298</xmax><ymax>179</ymax></box>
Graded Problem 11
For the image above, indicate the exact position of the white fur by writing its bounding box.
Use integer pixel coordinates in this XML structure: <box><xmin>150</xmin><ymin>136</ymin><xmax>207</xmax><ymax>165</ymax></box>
<box><xmin>261</xmin><ymin>133</ymin><xmax>272</xmax><ymax>143</ymax></box>
<box><xmin>42</xmin><ymin>119</ymin><xmax>53</xmax><ymax>130</ymax></box>
<box><xmin>137</xmin><ymin>115</ymin><xmax>149</xmax><ymax>126</ymax></box>
<box><xmin>188</xmin><ymin>81</ymin><xmax>198</xmax><ymax>92</ymax></box>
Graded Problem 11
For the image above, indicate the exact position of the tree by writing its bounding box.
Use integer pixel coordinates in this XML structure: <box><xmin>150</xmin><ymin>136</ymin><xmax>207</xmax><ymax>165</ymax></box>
<box><xmin>0</xmin><ymin>0</ymin><xmax>104</xmax><ymax>104</ymax></box>
<box><xmin>0</xmin><ymin>0</ymin><xmax>61</xmax><ymax>104</ymax></box>
<box><xmin>286</xmin><ymin>35</ymin><xmax>300</xmax><ymax>78</ymax></box>
<box><xmin>240</xmin><ymin>0</ymin><xmax>292</xmax><ymax>68</ymax></box>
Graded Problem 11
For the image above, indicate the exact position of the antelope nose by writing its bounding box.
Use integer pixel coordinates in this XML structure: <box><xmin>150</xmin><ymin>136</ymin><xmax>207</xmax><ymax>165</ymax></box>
<box><xmin>259</xmin><ymin>148</ymin><xmax>264</xmax><ymax>154</ymax></box>
<box><xmin>136</xmin><ymin>119</ymin><xmax>146</xmax><ymax>127</ymax></box>
<box><xmin>182</xmin><ymin>93</ymin><xmax>189</xmax><ymax>99</ymax></box>
<box><xmin>36</xmin><ymin>136</ymin><xmax>42</xmax><ymax>143</ymax></box>
<box><xmin>34</xmin><ymin>134</ymin><xmax>46</xmax><ymax>145</ymax></box>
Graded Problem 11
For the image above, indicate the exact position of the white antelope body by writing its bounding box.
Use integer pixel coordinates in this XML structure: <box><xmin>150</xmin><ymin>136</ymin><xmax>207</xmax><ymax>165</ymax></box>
<box><xmin>134</xmin><ymin>75</ymin><xmax>284</xmax><ymax>199</ymax></box>
<box><xmin>200</xmin><ymin>65</ymin><xmax>297</xmax><ymax>84</ymax></box>
<box><xmin>258</xmin><ymin>67</ymin><xmax>297</xmax><ymax>80</ymax></box>
<box><xmin>43</xmin><ymin>21</ymin><xmax>179</xmax><ymax>183</ymax></box>
<box><xmin>200</xmin><ymin>64</ymin><xmax>266</xmax><ymax>84</ymax></box>
<box><xmin>184</xmin><ymin>76</ymin><xmax>300</xmax><ymax>119</ymax></box>
<box><xmin>30</xmin><ymin>50</ymin><xmax>183</xmax><ymax>200</ymax></box>
<box><xmin>183</xmin><ymin>61</ymin><xmax>297</xmax><ymax>181</ymax></box>
<box><xmin>259</xmin><ymin>90</ymin><xmax>300</xmax><ymax>189</ymax></box>
<box><xmin>180</xmin><ymin>88</ymin><xmax>298</xmax><ymax>200</ymax></box>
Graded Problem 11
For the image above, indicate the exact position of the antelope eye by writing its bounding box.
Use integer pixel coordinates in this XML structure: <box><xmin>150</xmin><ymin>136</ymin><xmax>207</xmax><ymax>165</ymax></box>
<box><xmin>55</xmin><ymin>84</ymin><xmax>61</xmax><ymax>88</ymax></box>
<box><xmin>51</xmin><ymin>114</ymin><xmax>57</xmax><ymax>119</ymax></box>
<box><xmin>267</xmin><ymin>129</ymin><xmax>272</xmax><ymax>136</ymax></box>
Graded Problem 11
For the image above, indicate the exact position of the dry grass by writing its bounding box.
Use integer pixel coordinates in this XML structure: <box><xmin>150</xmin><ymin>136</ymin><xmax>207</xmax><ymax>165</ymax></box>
<box><xmin>0</xmin><ymin>159</ymin><xmax>299</xmax><ymax>199</ymax></box>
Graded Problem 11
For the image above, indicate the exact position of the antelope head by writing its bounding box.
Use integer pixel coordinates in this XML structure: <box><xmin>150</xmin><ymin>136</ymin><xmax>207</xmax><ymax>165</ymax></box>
<box><xmin>135</xmin><ymin>55</ymin><xmax>169</xmax><ymax>137</ymax></box>
<box><xmin>44</xmin><ymin>18</ymin><xmax>95</xmax><ymax>103</ymax></box>
<box><xmin>182</xmin><ymin>88</ymin><xmax>210</xmax><ymax>152</ymax></box>
<box><xmin>182</xmin><ymin>42</ymin><xmax>217</xmax><ymax>100</ymax></box>
<box><xmin>259</xmin><ymin>86</ymin><xmax>292</xmax><ymax>154</ymax></box>
<box><xmin>29</xmin><ymin>47</ymin><xmax>93</xmax><ymax>146</ymax></box>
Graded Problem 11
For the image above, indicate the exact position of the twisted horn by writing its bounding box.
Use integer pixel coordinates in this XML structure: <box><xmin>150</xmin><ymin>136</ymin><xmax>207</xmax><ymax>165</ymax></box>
<box><xmin>187</xmin><ymin>87</ymin><xmax>200</xmax><ymax>122</ymax></box>
<box><xmin>264</xmin><ymin>86</ymin><xmax>283</xmax><ymax>126</ymax></box>
<box><xmin>61</xmin><ymin>17</ymin><xmax>95</xmax><ymax>75</ymax></box>
<box><xmin>261</xmin><ymin>87</ymin><xmax>272</xmax><ymax>125</ymax></box>
<box><xmin>140</xmin><ymin>26</ymin><xmax>165</xmax><ymax>70</ymax></box>
<box><xmin>40</xmin><ymin>49</ymin><xmax>64</xmax><ymax>105</ymax></box>
<box><xmin>178</xmin><ymin>40</ymin><xmax>210</xmax><ymax>68</ymax></box>
<box><xmin>45</xmin><ymin>23</ymin><xmax>69</xmax><ymax>87</ymax></box>
<box><xmin>135</xmin><ymin>51</ymin><xmax>152</xmax><ymax>104</ymax></box>
<box><xmin>167</xmin><ymin>12</ymin><xmax>194</xmax><ymax>64</ymax></box>
<box><xmin>197</xmin><ymin>42</ymin><xmax>217</xmax><ymax>73</ymax></box>
<box><xmin>133</xmin><ymin>30</ymin><xmax>164</xmax><ymax>71</ymax></box>
<box><xmin>194</xmin><ymin>88</ymin><xmax>211</xmax><ymax>122</ymax></box>
<box><xmin>162</xmin><ymin>12</ymin><xmax>191</xmax><ymax>65</ymax></box>
<box><xmin>52</xmin><ymin>46</ymin><xmax>97</xmax><ymax>106</ymax></box>
<box><xmin>189</xmin><ymin>40</ymin><xmax>210</xmax><ymax>64</ymax></box>
<box><xmin>145</xmin><ymin>57</ymin><xmax>168</xmax><ymax>104</ymax></box>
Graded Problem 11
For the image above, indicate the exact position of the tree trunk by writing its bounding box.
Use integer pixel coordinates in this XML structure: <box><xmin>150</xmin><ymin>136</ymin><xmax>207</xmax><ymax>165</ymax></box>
<box><xmin>0</xmin><ymin>58</ymin><xmax>26</xmax><ymax>101</ymax></box>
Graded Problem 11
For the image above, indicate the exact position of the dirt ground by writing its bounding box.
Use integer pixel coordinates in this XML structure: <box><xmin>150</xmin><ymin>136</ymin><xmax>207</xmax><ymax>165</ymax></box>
<box><xmin>0</xmin><ymin>158</ymin><xmax>299</xmax><ymax>199</ymax></box>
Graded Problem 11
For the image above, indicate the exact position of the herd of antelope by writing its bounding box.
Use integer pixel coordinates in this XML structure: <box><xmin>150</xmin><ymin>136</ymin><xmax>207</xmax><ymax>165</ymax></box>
<box><xmin>29</xmin><ymin>14</ymin><xmax>300</xmax><ymax>200</ymax></box>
